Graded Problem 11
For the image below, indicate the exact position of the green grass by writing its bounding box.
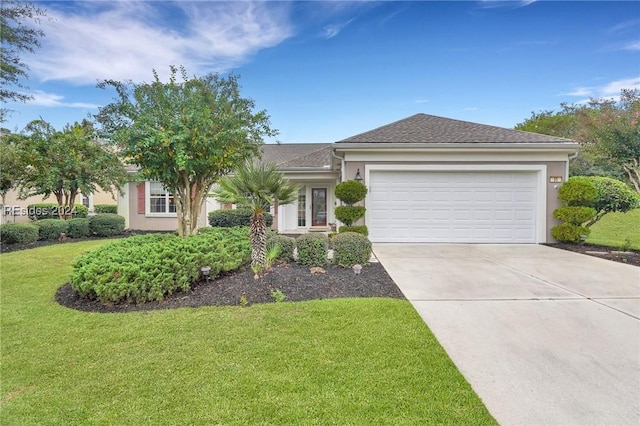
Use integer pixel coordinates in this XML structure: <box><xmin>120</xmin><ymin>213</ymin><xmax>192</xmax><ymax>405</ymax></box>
<box><xmin>587</xmin><ymin>208</ymin><xmax>640</xmax><ymax>250</ymax></box>
<box><xmin>1</xmin><ymin>241</ymin><xmax>496</xmax><ymax>425</ymax></box>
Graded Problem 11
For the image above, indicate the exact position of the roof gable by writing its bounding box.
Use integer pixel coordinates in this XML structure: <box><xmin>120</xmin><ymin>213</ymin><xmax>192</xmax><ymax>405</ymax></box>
<box><xmin>261</xmin><ymin>143</ymin><xmax>333</xmax><ymax>169</ymax></box>
<box><xmin>337</xmin><ymin>113</ymin><xmax>575</xmax><ymax>144</ymax></box>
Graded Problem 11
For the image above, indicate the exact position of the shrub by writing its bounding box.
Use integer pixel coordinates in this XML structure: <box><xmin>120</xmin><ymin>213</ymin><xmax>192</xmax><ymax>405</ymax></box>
<box><xmin>558</xmin><ymin>177</ymin><xmax>597</xmax><ymax>207</ymax></box>
<box><xmin>296</xmin><ymin>233</ymin><xmax>328</xmax><ymax>266</ymax></box>
<box><xmin>339</xmin><ymin>225</ymin><xmax>369</xmax><ymax>236</ymax></box>
<box><xmin>584</xmin><ymin>176</ymin><xmax>640</xmax><ymax>226</ymax></box>
<box><xmin>67</xmin><ymin>218</ymin><xmax>91</xmax><ymax>238</ymax></box>
<box><xmin>34</xmin><ymin>219</ymin><xmax>69</xmax><ymax>240</ymax></box>
<box><xmin>89</xmin><ymin>214</ymin><xmax>125</xmax><ymax>237</ymax></box>
<box><xmin>266</xmin><ymin>233</ymin><xmax>296</xmax><ymax>261</ymax></box>
<box><xmin>94</xmin><ymin>204</ymin><xmax>118</xmax><ymax>214</ymax></box>
<box><xmin>0</xmin><ymin>223</ymin><xmax>39</xmax><ymax>244</ymax></box>
<box><xmin>334</xmin><ymin>180</ymin><xmax>368</xmax><ymax>205</ymax></box>
<box><xmin>70</xmin><ymin>227</ymin><xmax>251</xmax><ymax>304</ymax></box>
<box><xmin>208</xmin><ymin>209</ymin><xmax>273</xmax><ymax>228</ymax></box>
<box><xmin>551</xmin><ymin>223</ymin><xmax>590</xmax><ymax>243</ymax></box>
<box><xmin>332</xmin><ymin>232</ymin><xmax>372</xmax><ymax>266</ymax></box>
<box><xmin>334</xmin><ymin>206</ymin><xmax>366</xmax><ymax>226</ymax></box>
<box><xmin>27</xmin><ymin>203</ymin><xmax>88</xmax><ymax>220</ymax></box>
<box><xmin>553</xmin><ymin>206</ymin><xmax>596</xmax><ymax>225</ymax></box>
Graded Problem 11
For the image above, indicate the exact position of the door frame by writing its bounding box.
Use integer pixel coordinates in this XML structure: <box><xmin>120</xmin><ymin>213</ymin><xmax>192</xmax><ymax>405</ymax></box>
<box><xmin>311</xmin><ymin>187</ymin><xmax>328</xmax><ymax>227</ymax></box>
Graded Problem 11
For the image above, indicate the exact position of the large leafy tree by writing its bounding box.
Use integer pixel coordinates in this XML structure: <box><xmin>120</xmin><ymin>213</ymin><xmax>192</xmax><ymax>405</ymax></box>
<box><xmin>516</xmin><ymin>89</ymin><xmax>640</xmax><ymax>192</ymax></box>
<box><xmin>96</xmin><ymin>66</ymin><xmax>276</xmax><ymax>236</ymax></box>
<box><xmin>16</xmin><ymin>119</ymin><xmax>127</xmax><ymax>219</ymax></box>
<box><xmin>0</xmin><ymin>0</ymin><xmax>45</xmax><ymax>122</ymax></box>
<box><xmin>214</xmin><ymin>162</ymin><xmax>297</xmax><ymax>268</ymax></box>
<box><xmin>0</xmin><ymin>130</ymin><xmax>24</xmax><ymax>215</ymax></box>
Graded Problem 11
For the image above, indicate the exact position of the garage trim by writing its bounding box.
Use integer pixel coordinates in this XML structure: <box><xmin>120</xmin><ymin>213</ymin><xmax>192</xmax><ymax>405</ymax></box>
<box><xmin>365</xmin><ymin>164</ymin><xmax>547</xmax><ymax>243</ymax></box>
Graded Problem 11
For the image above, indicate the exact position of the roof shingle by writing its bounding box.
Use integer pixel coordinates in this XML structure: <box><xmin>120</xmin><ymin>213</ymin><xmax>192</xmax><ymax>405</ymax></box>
<box><xmin>261</xmin><ymin>143</ymin><xmax>332</xmax><ymax>169</ymax></box>
<box><xmin>337</xmin><ymin>113</ymin><xmax>575</xmax><ymax>144</ymax></box>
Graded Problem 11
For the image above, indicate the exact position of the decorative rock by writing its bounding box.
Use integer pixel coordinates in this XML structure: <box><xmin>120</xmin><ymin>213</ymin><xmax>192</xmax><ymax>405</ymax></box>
<box><xmin>310</xmin><ymin>266</ymin><xmax>326</xmax><ymax>275</ymax></box>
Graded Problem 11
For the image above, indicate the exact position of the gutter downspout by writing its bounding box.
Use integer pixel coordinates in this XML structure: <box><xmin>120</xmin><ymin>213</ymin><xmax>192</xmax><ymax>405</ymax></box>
<box><xmin>567</xmin><ymin>152</ymin><xmax>579</xmax><ymax>179</ymax></box>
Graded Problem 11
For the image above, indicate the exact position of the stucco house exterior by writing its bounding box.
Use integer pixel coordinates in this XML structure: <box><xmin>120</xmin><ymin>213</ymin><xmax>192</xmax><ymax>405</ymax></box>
<box><xmin>118</xmin><ymin>113</ymin><xmax>580</xmax><ymax>243</ymax></box>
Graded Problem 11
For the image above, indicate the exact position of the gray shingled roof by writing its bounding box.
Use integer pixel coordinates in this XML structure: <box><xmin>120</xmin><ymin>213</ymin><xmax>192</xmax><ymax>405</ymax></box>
<box><xmin>261</xmin><ymin>143</ymin><xmax>333</xmax><ymax>169</ymax></box>
<box><xmin>337</xmin><ymin>113</ymin><xmax>576</xmax><ymax>144</ymax></box>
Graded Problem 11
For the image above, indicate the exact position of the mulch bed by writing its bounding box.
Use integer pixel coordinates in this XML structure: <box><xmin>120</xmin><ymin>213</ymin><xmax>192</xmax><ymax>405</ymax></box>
<box><xmin>56</xmin><ymin>261</ymin><xmax>405</xmax><ymax>313</ymax></box>
<box><xmin>545</xmin><ymin>243</ymin><xmax>640</xmax><ymax>267</ymax></box>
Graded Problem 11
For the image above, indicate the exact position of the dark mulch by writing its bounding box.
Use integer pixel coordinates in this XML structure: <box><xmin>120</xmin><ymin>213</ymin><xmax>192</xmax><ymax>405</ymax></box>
<box><xmin>56</xmin><ymin>262</ymin><xmax>405</xmax><ymax>314</ymax></box>
<box><xmin>546</xmin><ymin>243</ymin><xmax>640</xmax><ymax>267</ymax></box>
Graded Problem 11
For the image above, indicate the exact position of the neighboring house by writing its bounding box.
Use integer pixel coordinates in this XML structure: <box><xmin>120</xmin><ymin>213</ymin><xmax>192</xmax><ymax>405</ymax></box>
<box><xmin>118</xmin><ymin>113</ymin><xmax>580</xmax><ymax>243</ymax></box>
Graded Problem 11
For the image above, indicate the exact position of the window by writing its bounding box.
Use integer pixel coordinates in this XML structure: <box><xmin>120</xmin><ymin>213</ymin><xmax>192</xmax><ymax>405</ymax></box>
<box><xmin>148</xmin><ymin>182</ymin><xmax>176</xmax><ymax>214</ymax></box>
<box><xmin>80</xmin><ymin>193</ymin><xmax>92</xmax><ymax>210</ymax></box>
<box><xmin>297</xmin><ymin>188</ymin><xmax>306</xmax><ymax>227</ymax></box>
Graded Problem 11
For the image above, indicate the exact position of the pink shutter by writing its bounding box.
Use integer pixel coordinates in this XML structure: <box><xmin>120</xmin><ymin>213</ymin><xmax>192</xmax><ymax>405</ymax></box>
<box><xmin>137</xmin><ymin>183</ymin><xmax>145</xmax><ymax>214</ymax></box>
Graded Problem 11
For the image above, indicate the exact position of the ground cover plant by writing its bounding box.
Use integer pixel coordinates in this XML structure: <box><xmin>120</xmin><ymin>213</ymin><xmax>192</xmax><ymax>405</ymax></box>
<box><xmin>1</xmin><ymin>241</ymin><xmax>496</xmax><ymax>425</ymax></box>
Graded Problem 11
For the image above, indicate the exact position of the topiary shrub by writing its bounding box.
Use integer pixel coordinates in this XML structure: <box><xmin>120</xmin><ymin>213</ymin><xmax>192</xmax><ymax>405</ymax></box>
<box><xmin>557</xmin><ymin>177</ymin><xmax>597</xmax><ymax>207</ymax></box>
<box><xmin>339</xmin><ymin>225</ymin><xmax>369</xmax><ymax>236</ymax></box>
<box><xmin>0</xmin><ymin>223</ymin><xmax>39</xmax><ymax>244</ymax></box>
<box><xmin>70</xmin><ymin>227</ymin><xmax>250</xmax><ymax>304</ymax></box>
<box><xmin>208</xmin><ymin>208</ymin><xmax>273</xmax><ymax>228</ymax></box>
<box><xmin>67</xmin><ymin>218</ymin><xmax>91</xmax><ymax>238</ymax></box>
<box><xmin>583</xmin><ymin>176</ymin><xmax>640</xmax><ymax>227</ymax></box>
<box><xmin>27</xmin><ymin>203</ymin><xmax>88</xmax><ymax>220</ymax></box>
<box><xmin>296</xmin><ymin>233</ymin><xmax>328</xmax><ymax>266</ymax></box>
<box><xmin>34</xmin><ymin>219</ymin><xmax>69</xmax><ymax>240</ymax></box>
<box><xmin>335</xmin><ymin>180</ymin><xmax>368</xmax><ymax>205</ymax></box>
<box><xmin>334</xmin><ymin>206</ymin><xmax>366</xmax><ymax>226</ymax></box>
<box><xmin>332</xmin><ymin>232</ymin><xmax>372</xmax><ymax>267</ymax></box>
<box><xmin>89</xmin><ymin>213</ymin><xmax>125</xmax><ymax>237</ymax></box>
<box><xmin>553</xmin><ymin>206</ymin><xmax>597</xmax><ymax>225</ymax></box>
<box><xmin>551</xmin><ymin>223</ymin><xmax>590</xmax><ymax>243</ymax></box>
<box><xmin>266</xmin><ymin>233</ymin><xmax>296</xmax><ymax>261</ymax></box>
<box><xmin>94</xmin><ymin>204</ymin><xmax>118</xmax><ymax>214</ymax></box>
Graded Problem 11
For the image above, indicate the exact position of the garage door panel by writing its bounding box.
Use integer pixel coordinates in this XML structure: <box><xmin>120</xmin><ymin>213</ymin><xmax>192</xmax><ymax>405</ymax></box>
<box><xmin>368</xmin><ymin>170</ymin><xmax>538</xmax><ymax>243</ymax></box>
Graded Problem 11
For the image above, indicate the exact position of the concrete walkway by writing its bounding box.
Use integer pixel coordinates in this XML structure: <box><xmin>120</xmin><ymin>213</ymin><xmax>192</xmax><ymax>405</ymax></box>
<box><xmin>373</xmin><ymin>244</ymin><xmax>640</xmax><ymax>426</ymax></box>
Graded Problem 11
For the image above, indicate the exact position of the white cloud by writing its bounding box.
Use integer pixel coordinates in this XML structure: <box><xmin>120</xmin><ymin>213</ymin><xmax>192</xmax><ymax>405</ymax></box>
<box><xmin>560</xmin><ymin>76</ymin><xmax>640</xmax><ymax>102</ymax></box>
<box><xmin>415</xmin><ymin>99</ymin><xmax>429</xmax><ymax>104</ymax></box>
<box><xmin>462</xmin><ymin>107</ymin><xmax>479</xmax><ymax>111</ymax></box>
<box><xmin>477</xmin><ymin>0</ymin><xmax>537</xmax><ymax>9</ymax></box>
<box><xmin>321</xmin><ymin>19</ymin><xmax>354</xmax><ymax>39</ymax></box>
<box><xmin>28</xmin><ymin>90</ymin><xmax>100</xmax><ymax>109</ymax></box>
<box><xmin>28</xmin><ymin>1</ymin><xmax>294</xmax><ymax>84</ymax></box>
<box><xmin>623</xmin><ymin>41</ymin><xmax>640</xmax><ymax>51</ymax></box>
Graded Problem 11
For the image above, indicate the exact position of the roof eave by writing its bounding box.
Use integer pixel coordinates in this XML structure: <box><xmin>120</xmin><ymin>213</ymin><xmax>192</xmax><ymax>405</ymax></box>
<box><xmin>334</xmin><ymin>142</ymin><xmax>580</xmax><ymax>152</ymax></box>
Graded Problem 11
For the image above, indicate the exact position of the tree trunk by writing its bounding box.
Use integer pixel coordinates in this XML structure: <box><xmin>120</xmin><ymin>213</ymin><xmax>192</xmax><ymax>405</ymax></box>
<box><xmin>250</xmin><ymin>212</ymin><xmax>267</xmax><ymax>268</ymax></box>
<box><xmin>622</xmin><ymin>158</ymin><xmax>640</xmax><ymax>194</ymax></box>
<box><xmin>175</xmin><ymin>180</ymin><xmax>207</xmax><ymax>236</ymax></box>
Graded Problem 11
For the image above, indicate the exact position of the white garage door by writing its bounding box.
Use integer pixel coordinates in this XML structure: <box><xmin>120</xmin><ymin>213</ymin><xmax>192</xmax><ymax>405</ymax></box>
<box><xmin>368</xmin><ymin>170</ymin><xmax>539</xmax><ymax>243</ymax></box>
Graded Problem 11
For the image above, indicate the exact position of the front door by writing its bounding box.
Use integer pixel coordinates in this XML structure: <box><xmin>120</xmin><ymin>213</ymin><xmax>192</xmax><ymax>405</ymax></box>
<box><xmin>311</xmin><ymin>188</ymin><xmax>327</xmax><ymax>227</ymax></box>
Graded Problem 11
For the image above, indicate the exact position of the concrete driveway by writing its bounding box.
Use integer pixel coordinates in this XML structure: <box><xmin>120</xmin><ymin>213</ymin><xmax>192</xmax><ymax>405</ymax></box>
<box><xmin>373</xmin><ymin>244</ymin><xmax>640</xmax><ymax>426</ymax></box>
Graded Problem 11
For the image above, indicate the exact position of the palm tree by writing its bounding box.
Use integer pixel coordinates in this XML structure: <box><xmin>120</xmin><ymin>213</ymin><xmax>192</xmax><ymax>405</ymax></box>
<box><xmin>214</xmin><ymin>162</ymin><xmax>298</xmax><ymax>268</ymax></box>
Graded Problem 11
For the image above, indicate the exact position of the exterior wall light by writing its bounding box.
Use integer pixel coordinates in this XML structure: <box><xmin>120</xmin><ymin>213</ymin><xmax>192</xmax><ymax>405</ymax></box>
<box><xmin>354</xmin><ymin>169</ymin><xmax>363</xmax><ymax>182</ymax></box>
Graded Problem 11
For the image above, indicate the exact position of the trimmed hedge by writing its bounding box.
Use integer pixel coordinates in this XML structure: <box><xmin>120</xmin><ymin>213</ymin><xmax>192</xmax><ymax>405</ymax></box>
<box><xmin>89</xmin><ymin>214</ymin><xmax>125</xmax><ymax>237</ymax></box>
<box><xmin>67</xmin><ymin>218</ymin><xmax>91</xmax><ymax>238</ymax></box>
<box><xmin>557</xmin><ymin>177</ymin><xmax>597</xmax><ymax>207</ymax></box>
<box><xmin>34</xmin><ymin>219</ymin><xmax>69</xmax><ymax>240</ymax></box>
<box><xmin>0</xmin><ymin>223</ymin><xmax>39</xmax><ymax>244</ymax></box>
<box><xmin>334</xmin><ymin>206</ymin><xmax>366</xmax><ymax>227</ymax></box>
<box><xmin>553</xmin><ymin>206</ymin><xmax>596</xmax><ymax>225</ymax></box>
<box><xmin>208</xmin><ymin>209</ymin><xmax>273</xmax><ymax>228</ymax></box>
<box><xmin>296</xmin><ymin>233</ymin><xmax>328</xmax><ymax>266</ymax></box>
<box><xmin>27</xmin><ymin>203</ymin><xmax>88</xmax><ymax>220</ymax></box>
<box><xmin>70</xmin><ymin>227</ymin><xmax>251</xmax><ymax>304</ymax></box>
<box><xmin>94</xmin><ymin>204</ymin><xmax>118</xmax><ymax>214</ymax></box>
<box><xmin>551</xmin><ymin>223</ymin><xmax>590</xmax><ymax>243</ymax></box>
<box><xmin>339</xmin><ymin>225</ymin><xmax>368</xmax><ymax>236</ymax></box>
<box><xmin>332</xmin><ymin>232</ymin><xmax>372</xmax><ymax>267</ymax></box>
<box><xmin>266</xmin><ymin>233</ymin><xmax>296</xmax><ymax>261</ymax></box>
<box><xmin>334</xmin><ymin>180</ymin><xmax>368</xmax><ymax>205</ymax></box>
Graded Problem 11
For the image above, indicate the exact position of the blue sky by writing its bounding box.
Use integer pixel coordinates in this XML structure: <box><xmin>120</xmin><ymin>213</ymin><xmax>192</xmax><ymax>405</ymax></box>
<box><xmin>4</xmin><ymin>0</ymin><xmax>639</xmax><ymax>143</ymax></box>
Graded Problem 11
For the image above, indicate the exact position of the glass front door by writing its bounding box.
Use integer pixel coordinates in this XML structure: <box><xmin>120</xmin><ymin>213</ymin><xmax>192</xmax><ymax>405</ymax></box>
<box><xmin>311</xmin><ymin>188</ymin><xmax>327</xmax><ymax>227</ymax></box>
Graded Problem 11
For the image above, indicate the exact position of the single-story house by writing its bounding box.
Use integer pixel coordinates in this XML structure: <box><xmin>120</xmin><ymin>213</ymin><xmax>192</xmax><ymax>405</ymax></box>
<box><xmin>118</xmin><ymin>113</ymin><xmax>580</xmax><ymax>243</ymax></box>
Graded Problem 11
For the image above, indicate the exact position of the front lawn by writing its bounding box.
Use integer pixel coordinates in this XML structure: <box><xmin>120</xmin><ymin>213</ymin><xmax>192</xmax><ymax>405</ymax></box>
<box><xmin>587</xmin><ymin>208</ymin><xmax>640</xmax><ymax>250</ymax></box>
<box><xmin>0</xmin><ymin>241</ymin><xmax>495</xmax><ymax>425</ymax></box>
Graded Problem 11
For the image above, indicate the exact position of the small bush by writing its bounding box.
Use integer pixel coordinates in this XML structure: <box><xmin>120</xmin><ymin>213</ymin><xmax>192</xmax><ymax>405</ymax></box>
<box><xmin>266</xmin><ymin>233</ymin><xmax>296</xmax><ymax>261</ymax></box>
<box><xmin>34</xmin><ymin>219</ymin><xmax>69</xmax><ymax>240</ymax></box>
<box><xmin>208</xmin><ymin>209</ymin><xmax>273</xmax><ymax>228</ymax></box>
<box><xmin>553</xmin><ymin>206</ymin><xmax>596</xmax><ymax>225</ymax></box>
<box><xmin>335</xmin><ymin>206</ymin><xmax>366</xmax><ymax>226</ymax></box>
<box><xmin>94</xmin><ymin>204</ymin><xmax>118</xmax><ymax>214</ymax></box>
<box><xmin>27</xmin><ymin>203</ymin><xmax>88</xmax><ymax>220</ymax></box>
<box><xmin>558</xmin><ymin>177</ymin><xmax>597</xmax><ymax>207</ymax></box>
<box><xmin>586</xmin><ymin>176</ymin><xmax>640</xmax><ymax>214</ymax></box>
<box><xmin>67</xmin><ymin>218</ymin><xmax>91</xmax><ymax>238</ymax></box>
<box><xmin>0</xmin><ymin>223</ymin><xmax>39</xmax><ymax>244</ymax></box>
<box><xmin>339</xmin><ymin>225</ymin><xmax>369</xmax><ymax>236</ymax></box>
<box><xmin>551</xmin><ymin>223</ymin><xmax>590</xmax><ymax>243</ymax></box>
<box><xmin>332</xmin><ymin>232</ymin><xmax>372</xmax><ymax>267</ymax></box>
<box><xmin>70</xmin><ymin>227</ymin><xmax>251</xmax><ymax>304</ymax></box>
<box><xmin>89</xmin><ymin>214</ymin><xmax>125</xmax><ymax>237</ymax></box>
<box><xmin>335</xmin><ymin>180</ymin><xmax>368</xmax><ymax>205</ymax></box>
<box><xmin>296</xmin><ymin>233</ymin><xmax>328</xmax><ymax>266</ymax></box>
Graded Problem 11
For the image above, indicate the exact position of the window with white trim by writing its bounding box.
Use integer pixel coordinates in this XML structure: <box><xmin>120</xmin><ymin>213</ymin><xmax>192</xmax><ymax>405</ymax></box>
<box><xmin>148</xmin><ymin>182</ymin><xmax>176</xmax><ymax>214</ymax></box>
